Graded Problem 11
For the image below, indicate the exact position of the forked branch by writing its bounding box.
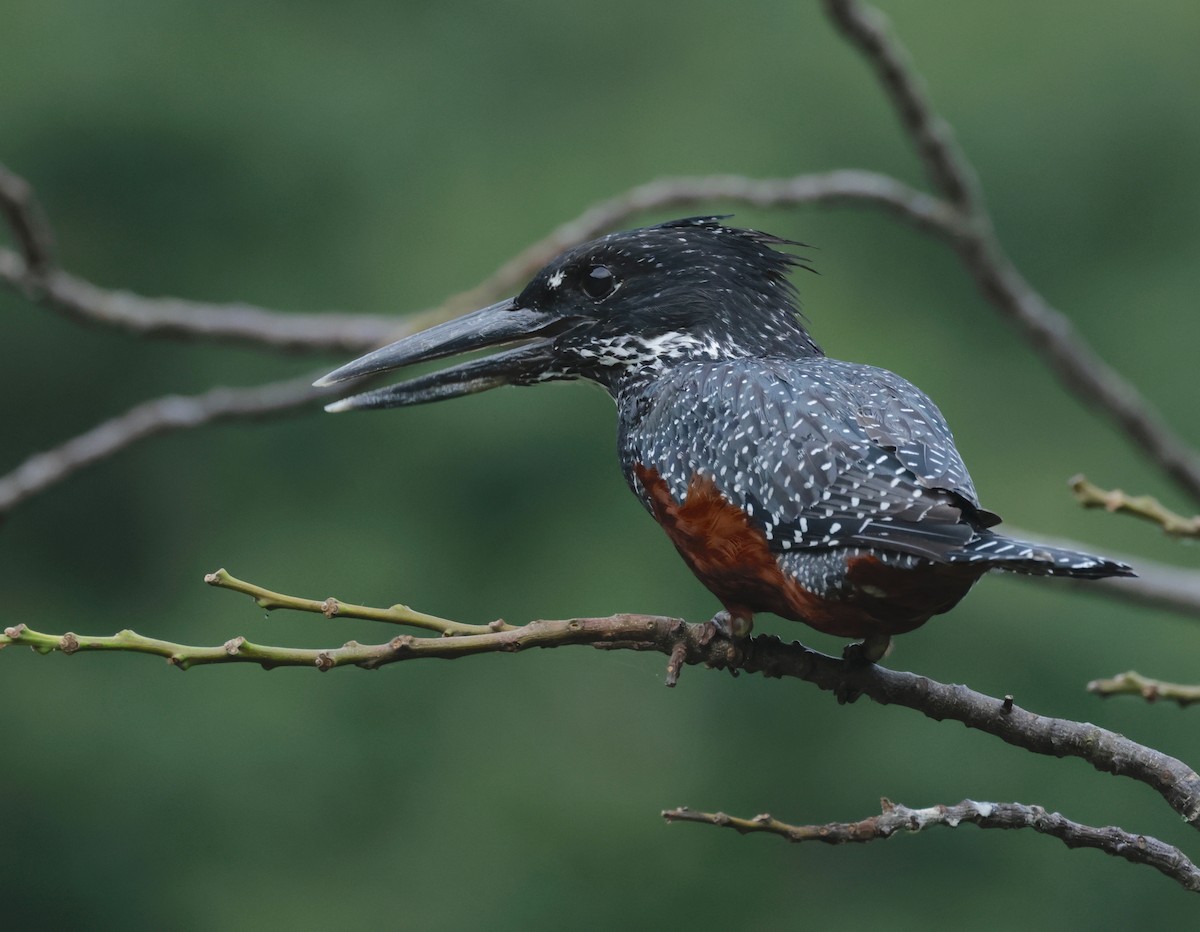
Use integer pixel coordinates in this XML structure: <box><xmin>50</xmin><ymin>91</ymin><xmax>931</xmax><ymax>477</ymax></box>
<box><xmin>3</xmin><ymin>568</ymin><xmax>1199</xmax><ymax>833</ymax></box>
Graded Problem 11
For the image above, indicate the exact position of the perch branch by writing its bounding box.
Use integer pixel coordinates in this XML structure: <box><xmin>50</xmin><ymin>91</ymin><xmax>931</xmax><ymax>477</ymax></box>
<box><xmin>1072</xmin><ymin>475</ymin><xmax>1200</xmax><ymax>538</ymax></box>
<box><xmin>663</xmin><ymin>798</ymin><xmax>1200</xmax><ymax>893</ymax></box>
<box><xmin>4</xmin><ymin>570</ymin><xmax>1200</xmax><ymax>830</ymax></box>
<box><xmin>1088</xmin><ymin>671</ymin><xmax>1200</xmax><ymax>708</ymax></box>
<box><xmin>822</xmin><ymin>0</ymin><xmax>1200</xmax><ymax>504</ymax></box>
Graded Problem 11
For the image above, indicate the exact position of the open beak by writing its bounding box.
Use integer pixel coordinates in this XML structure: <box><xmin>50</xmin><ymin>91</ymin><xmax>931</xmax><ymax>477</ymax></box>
<box><xmin>314</xmin><ymin>298</ymin><xmax>567</xmax><ymax>412</ymax></box>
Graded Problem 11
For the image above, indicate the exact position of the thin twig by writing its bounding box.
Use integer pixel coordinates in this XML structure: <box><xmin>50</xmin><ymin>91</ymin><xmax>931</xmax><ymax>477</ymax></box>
<box><xmin>3</xmin><ymin>5</ymin><xmax>1198</xmax><ymax>510</ymax></box>
<box><xmin>0</xmin><ymin>374</ymin><xmax>333</xmax><ymax>515</ymax></box>
<box><xmin>822</xmin><ymin>0</ymin><xmax>1200</xmax><ymax>505</ymax></box>
<box><xmin>204</xmin><ymin>568</ymin><xmax>511</xmax><ymax>637</ymax></box>
<box><xmin>0</xmin><ymin>252</ymin><xmax>402</xmax><ymax>353</ymax></box>
<box><xmin>4</xmin><ymin>570</ymin><xmax>1200</xmax><ymax>829</ymax></box>
<box><xmin>822</xmin><ymin>0</ymin><xmax>983</xmax><ymax>214</ymax></box>
<box><xmin>663</xmin><ymin>798</ymin><xmax>1200</xmax><ymax>893</ymax></box>
<box><xmin>0</xmin><ymin>162</ymin><xmax>55</xmax><ymax>273</ymax></box>
<box><xmin>445</xmin><ymin>170</ymin><xmax>971</xmax><ymax>314</ymax></box>
<box><xmin>1088</xmin><ymin>671</ymin><xmax>1200</xmax><ymax>708</ymax></box>
<box><xmin>1072</xmin><ymin>475</ymin><xmax>1200</xmax><ymax>538</ymax></box>
<box><xmin>0</xmin><ymin>168</ymin><xmax>964</xmax><ymax>350</ymax></box>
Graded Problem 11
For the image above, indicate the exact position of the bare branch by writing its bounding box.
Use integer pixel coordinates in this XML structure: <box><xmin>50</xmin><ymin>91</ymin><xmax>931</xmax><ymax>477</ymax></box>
<box><xmin>1077</xmin><ymin>558</ymin><xmax>1200</xmax><ymax>620</ymax></box>
<box><xmin>0</xmin><ymin>251</ymin><xmax>402</xmax><ymax>354</ymax></box>
<box><xmin>1088</xmin><ymin>671</ymin><xmax>1200</xmax><ymax>708</ymax></box>
<box><xmin>1072</xmin><ymin>475</ymin><xmax>1200</xmax><ymax>538</ymax></box>
<box><xmin>5</xmin><ymin>570</ymin><xmax>1200</xmax><ymax>829</ymax></box>
<box><xmin>959</xmin><ymin>248</ymin><xmax>1200</xmax><ymax>505</ymax></box>
<box><xmin>0</xmin><ymin>162</ymin><xmax>55</xmax><ymax>273</ymax></box>
<box><xmin>6</xmin><ymin>217</ymin><xmax>1200</xmax><ymax>619</ymax></box>
<box><xmin>0</xmin><ymin>374</ymin><xmax>334</xmax><ymax>515</ymax></box>
<box><xmin>1000</xmin><ymin>526</ymin><xmax>1200</xmax><ymax>620</ymax></box>
<box><xmin>0</xmin><ymin>166</ymin><xmax>964</xmax><ymax>352</ymax></box>
<box><xmin>822</xmin><ymin>0</ymin><xmax>1200</xmax><ymax>505</ymax></box>
<box><xmin>450</xmin><ymin>170</ymin><xmax>971</xmax><ymax>312</ymax></box>
<box><xmin>821</xmin><ymin>1</ymin><xmax>982</xmax><ymax>214</ymax></box>
<box><xmin>4</xmin><ymin>5</ymin><xmax>1198</xmax><ymax>517</ymax></box>
<box><xmin>664</xmin><ymin>798</ymin><xmax>1200</xmax><ymax>893</ymax></box>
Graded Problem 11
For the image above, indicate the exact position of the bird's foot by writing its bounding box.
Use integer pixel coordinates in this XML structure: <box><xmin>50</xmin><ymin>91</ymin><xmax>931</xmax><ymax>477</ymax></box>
<box><xmin>836</xmin><ymin>635</ymin><xmax>890</xmax><ymax>703</ymax></box>
<box><xmin>709</xmin><ymin>610</ymin><xmax>753</xmax><ymax>640</ymax></box>
<box><xmin>842</xmin><ymin>634</ymin><xmax>891</xmax><ymax>665</ymax></box>
<box><xmin>706</xmin><ymin>611</ymin><xmax>753</xmax><ymax>676</ymax></box>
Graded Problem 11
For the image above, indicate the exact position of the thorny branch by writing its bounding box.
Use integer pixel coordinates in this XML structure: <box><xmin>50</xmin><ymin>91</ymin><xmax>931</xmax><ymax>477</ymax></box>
<box><xmin>663</xmin><ymin>799</ymin><xmax>1200</xmax><ymax>893</ymax></box>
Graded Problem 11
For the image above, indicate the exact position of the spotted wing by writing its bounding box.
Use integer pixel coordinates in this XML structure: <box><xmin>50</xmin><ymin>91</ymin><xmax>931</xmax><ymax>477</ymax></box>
<box><xmin>622</xmin><ymin>358</ymin><xmax>994</xmax><ymax>562</ymax></box>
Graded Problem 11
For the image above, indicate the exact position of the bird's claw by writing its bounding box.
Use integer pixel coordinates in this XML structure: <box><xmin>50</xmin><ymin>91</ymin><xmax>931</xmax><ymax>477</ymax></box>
<box><xmin>842</xmin><ymin>634</ymin><xmax>890</xmax><ymax>665</ymax></box>
<box><xmin>709</xmin><ymin>610</ymin><xmax>753</xmax><ymax>639</ymax></box>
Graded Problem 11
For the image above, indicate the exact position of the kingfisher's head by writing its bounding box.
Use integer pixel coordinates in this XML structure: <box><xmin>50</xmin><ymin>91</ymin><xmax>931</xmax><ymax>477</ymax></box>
<box><xmin>316</xmin><ymin>217</ymin><xmax>822</xmax><ymax>410</ymax></box>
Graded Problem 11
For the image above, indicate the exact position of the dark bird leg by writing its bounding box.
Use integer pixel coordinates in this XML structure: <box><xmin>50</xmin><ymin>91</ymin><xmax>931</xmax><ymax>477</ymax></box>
<box><xmin>709</xmin><ymin>609</ymin><xmax>753</xmax><ymax>639</ymax></box>
<box><xmin>843</xmin><ymin>632</ymin><xmax>891</xmax><ymax>665</ymax></box>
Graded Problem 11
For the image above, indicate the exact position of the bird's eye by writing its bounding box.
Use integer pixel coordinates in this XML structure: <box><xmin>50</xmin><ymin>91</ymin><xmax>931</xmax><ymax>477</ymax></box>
<box><xmin>582</xmin><ymin>265</ymin><xmax>617</xmax><ymax>300</ymax></box>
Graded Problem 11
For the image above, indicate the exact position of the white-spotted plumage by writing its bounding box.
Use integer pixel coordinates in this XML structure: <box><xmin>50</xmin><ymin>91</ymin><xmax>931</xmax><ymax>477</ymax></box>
<box><xmin>320</xmin><ymin>217</ymin><xmax>1134</xmax><ymax>638</ymax></box>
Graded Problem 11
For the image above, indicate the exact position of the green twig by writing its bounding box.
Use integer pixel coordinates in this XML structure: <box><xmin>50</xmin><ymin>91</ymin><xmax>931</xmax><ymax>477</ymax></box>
<box><xmin>202</xmin><ymin>567</ymin><xmax>509</xmax><ymax>636</ymax></box>
<box><xmin>1087</xmin><ymin>670</ymin><xmax>1200</xmax><ymax>707</ymax></box>
<box><xmin>1071</xmin><ymin>475</ymin><xmax>1200</xmax><ymax>538</ymax></box>
<box><xmin>0</xmin><ymin>618</ymin><xmax>654</xmax><ymax>672</ymax></box>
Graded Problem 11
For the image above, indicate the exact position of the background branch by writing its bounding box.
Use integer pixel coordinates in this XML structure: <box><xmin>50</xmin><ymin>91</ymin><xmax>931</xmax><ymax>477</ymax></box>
<box><xmin>1088</xmin><ymin>671</ymin><xmax>1200</xmax><ymax>707</ymax></box>
<box><xmin>823</xmin><ymin>0</ymin><xmax>1200</xmax><ymax>505</ymax></box>
<box><xmin>0</xmin><ymin>167</ymin><xmax>964</xmax><ymax>352</ymax></box>
<box><xmin>823</xmin><ymin>0</ymin><xmax>983</xmax><ymax>214</ymax></box>
<box><xmin>1072</xmin><ymin>475</ymin><xmax>1200</xmax><ymax>538</ymax></box>
<box><xmin>3</xmin><ymin>4</ymin><xmax>1194</xmax><ymax>512</ymax></box>
<box><xmin>1001</xmin><ymin>527</ymin><xmax>1200</xmax><ymax>620</ymax></box>
<box><xmin>664</xmin><ymin>798</ymin><xmax>1200</xmax><ymax>893</ymax></box>
<box><xmin>0</xmin><ymin>374</ymin><xmax>332</xmax><ymax>515</ymax></box>
<box><xmin>0</xmin><ymin>162</ymin><xmax>55</xmax><ymax>272</ymax></box>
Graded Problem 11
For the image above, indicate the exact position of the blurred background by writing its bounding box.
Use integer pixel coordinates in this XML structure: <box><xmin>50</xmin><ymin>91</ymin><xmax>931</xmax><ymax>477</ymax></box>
<box><xmin>3</xmin><ymin>1</ymin><xmax>1199</xmax><ymax>928</ymax></box>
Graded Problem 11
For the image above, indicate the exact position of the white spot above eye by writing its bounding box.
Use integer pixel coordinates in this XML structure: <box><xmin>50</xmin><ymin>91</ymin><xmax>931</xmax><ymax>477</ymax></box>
<box><xmin>547</xmin><ymin>270</ymin><xmax>565</xmax><ymax>290</ymax></box>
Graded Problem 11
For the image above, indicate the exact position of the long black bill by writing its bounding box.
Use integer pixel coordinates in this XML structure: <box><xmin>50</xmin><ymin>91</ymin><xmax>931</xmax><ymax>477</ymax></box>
<box><xmin>314</xmin><ymin>297</ymin><xmax>564</xmax><ymax>412</ymax></box>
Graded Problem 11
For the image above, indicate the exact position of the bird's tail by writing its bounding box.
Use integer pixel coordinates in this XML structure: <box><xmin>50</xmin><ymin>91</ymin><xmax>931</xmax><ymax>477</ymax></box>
<box><xmin>950</xmin><ymin>531</ymin><xmax>1134</xmax><ymax>579</ymax></box>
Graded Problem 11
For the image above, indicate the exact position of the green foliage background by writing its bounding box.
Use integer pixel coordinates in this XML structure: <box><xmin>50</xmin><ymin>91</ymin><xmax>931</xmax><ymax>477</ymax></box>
<box><xmin>3</xmin><ymin>2</ymin><xmax>1198</xmax><ymax>928</ymax></box>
